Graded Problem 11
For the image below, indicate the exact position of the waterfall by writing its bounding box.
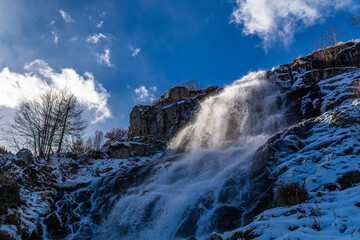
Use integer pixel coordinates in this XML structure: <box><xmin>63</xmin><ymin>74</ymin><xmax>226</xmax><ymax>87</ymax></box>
<box><xmin>96</xmin><ymin>71</ymin><xmax>288</xmax><ymax>240</ymax></box>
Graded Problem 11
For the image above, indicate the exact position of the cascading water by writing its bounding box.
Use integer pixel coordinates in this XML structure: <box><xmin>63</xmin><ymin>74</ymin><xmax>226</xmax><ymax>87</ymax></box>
<box><xmin>96</xmin><ymin>71</ymin><xmax>289</xmax><ymax>240</ymax></box>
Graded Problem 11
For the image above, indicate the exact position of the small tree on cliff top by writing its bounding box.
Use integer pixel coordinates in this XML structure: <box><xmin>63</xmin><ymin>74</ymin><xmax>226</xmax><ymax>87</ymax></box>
<box><xmin>105</xmin><ymin>128</ymin><xmax>128</xmax><ymax>142</ymax></box>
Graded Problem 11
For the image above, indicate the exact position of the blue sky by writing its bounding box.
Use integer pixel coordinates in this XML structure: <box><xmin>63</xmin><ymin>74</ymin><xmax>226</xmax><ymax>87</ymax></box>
<box><xmin>0</xmin><ymin>0</ymin><xmax>359</xmax><ymax>136</ymax></box>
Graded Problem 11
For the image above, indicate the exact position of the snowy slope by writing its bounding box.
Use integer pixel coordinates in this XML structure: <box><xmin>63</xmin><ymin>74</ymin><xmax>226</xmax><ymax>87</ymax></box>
<box><xmin>221</xmin><ymin>69</ymin><xmax>360</xmax><ymax>240</ymax></box>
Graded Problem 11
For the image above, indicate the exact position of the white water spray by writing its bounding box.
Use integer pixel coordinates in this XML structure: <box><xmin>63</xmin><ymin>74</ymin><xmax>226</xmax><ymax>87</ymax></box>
<box><xmin>97</xmin><ymin>71</ymin><xmax>288</xmax><ymax>240</ymax></box>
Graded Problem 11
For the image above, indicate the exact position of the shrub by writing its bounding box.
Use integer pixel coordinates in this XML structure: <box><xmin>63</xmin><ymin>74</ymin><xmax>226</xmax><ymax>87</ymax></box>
<box><xmin>0</xmin><ymin>174</ymin><xmax>21</xmax><ymax>214</ymax></box>
<box><xmin>0</xmin><ymin>146</ymin><xmax>11</xmax><ymax>155</ymax></box>
<box><xmin>273</xmin><ymin>182</ymin><xmax>308</xmax><ymax>207</ymax></box>
<box><xmin>105</xmin><ymin>128</ymin><xmax>128</xmax><ymax>142</ymax></box>
<box><xmin>86</xmin><ymin>150</ymin><xmax>105</xmax><ymax>160</ymax></box>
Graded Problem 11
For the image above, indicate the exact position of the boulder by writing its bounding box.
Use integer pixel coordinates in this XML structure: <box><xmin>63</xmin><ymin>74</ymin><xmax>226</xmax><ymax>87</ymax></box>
<box><xmin>14</xmin><ymin>149</ymin><xmax>33</xmax><ymax>167</ymax></box>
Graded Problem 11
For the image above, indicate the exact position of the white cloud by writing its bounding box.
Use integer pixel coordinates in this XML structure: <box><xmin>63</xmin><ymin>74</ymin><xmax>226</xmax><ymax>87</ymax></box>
<box><xmin>230</xmin><ymin>0</ymin><xmax>358</xmax><ymax>47</ymax></box>
<box><xmin>51</xmin><ymin>31</ymin><xmax>58</xmax><ymax>44</ymax></box>
<box><xmin>96</xmin><ymin>48</ymin><xmax>114</xmax><ymax>67</ymax></box>
<box><xmin>96</xmin><ymin>21</ymin><xmax>104</xmax><ymax>28</ymax></box>
<box><xmin>0</xmin><ymin>59</ymin><xmax>111</xmax><ymax>123</ymax></box>
<box><xmin>86</xmin><ymin>33</ymin><xmax>107</xmax><ymax>44</ymax></box>
<box><xmin>128</xmin><ymin>45</ymin><xmax>141</xmax><ymax>57</ymax></box>
<box><xmin>70</xmin><ymin>36</ymin><xmax>78</xmax><ymax>42</ymax></box>
<box><xmin>134</xmin><ymin>86</ymin><xmax>157</xmax><ymax>103</ymax></box>
<box><xmin>59</xmin><ymin>9</ymin><xmax>75</xmax><ymax>23</ymax></box>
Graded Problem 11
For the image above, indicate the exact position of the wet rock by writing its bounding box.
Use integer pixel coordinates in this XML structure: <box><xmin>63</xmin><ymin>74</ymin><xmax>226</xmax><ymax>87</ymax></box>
<box><xmin>210</xmin><ymin>233</ymin><xmax>223</xmax><ymax>240</ymax></box>
<box><xmin>337</xmin><ymin>170</ymin><xmax>360</xmax><ymax>190</ymax></box>
<box><xmin>44</xmin><ymin>212</ymin><xmax>68</xmax><ymax>239</ymax></box>
<box><xmin>213</xmin><ymin>206</ymin><xmax>243</xmax><ymax>232</ymax></box>
<box><xmin>44</xmin><ymin>212</ymin><xmax>62</xmax><ymax>229</ymax></box>
<box><xmin>323</xmin><ymin>183</ymin><xmax>340</xmax><ymax>191</ymax></box>
<box><xmin>0</xmin><ymin>230</ymin><xmax>16</xmax><ymax>240</ymax></box>
<box><xmin>176</xmin><ymin>207</ymin><xmax>202</xmax><ymax>238</ymax></box>
<box><xmin>229</xmin><ymin>229</ymin><xmax>260</xmax><ymax>240</ymax></box>
<box><xmin>187</xmin><ymin>237</ymin><xmax>197</xmax><ymax>240</ymax></box>
<box><xmin>91</xmin><ymin>213</ymin><xmax>103</xmax><ymax>225</ymax></box>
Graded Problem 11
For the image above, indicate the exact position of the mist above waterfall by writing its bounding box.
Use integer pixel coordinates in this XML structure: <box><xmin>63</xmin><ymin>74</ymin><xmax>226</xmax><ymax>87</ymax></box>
<box><xmin>97</xmin><ymin>71</ymin><xmax>289</xmax><ymax>240</ymax></box>
<box><xmin>169</xmin><ymin>71</ymin><xmax>286</xmax><ymax>151</ymax></box>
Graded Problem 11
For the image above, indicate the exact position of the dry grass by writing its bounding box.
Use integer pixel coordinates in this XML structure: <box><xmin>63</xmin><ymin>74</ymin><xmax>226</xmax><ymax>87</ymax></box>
<box><xmin>273</xmin><ymin>182</ymin><xmax>309</xmax><ymax>207</ymax></box>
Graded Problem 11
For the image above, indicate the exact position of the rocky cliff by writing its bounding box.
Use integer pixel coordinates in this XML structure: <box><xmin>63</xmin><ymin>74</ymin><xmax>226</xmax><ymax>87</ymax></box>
<box><xmin>223</xmin><ymin>41</ymin><xmax>360</xmax><ymax>239</ymax></box>
<box><xmin>106</xmin><ymin>85</ymin><xmax>222</xmax><ymax>159</ymax></box>
<box><xmin>129</xmin><ymin>85</ymin><xmax>222</xmax><ymax>140</ymax></box>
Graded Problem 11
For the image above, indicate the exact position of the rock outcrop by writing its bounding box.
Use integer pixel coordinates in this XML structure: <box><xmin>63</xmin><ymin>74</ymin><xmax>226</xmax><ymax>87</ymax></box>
<box><xmin>107</xmin><ymin>136</ymin><xmax>165</xmax><ymax>159</ymax></box>
<box><xmin>129</xmin><ymin>86</ymin><xmax>222</xmax><ymax>140</ymax></box>
<box><xmin>268</xmin><ymin>41</ymin><xmax>360</xmax><ymax>119</ymax></box>
<box><xmin>223</xmin><ymin>41</ymin><xmax>360</xmax><ymax>239</ymax></box>
<box><xmin>107</xmin><ymin>86</ymin><xmax>221</xmax><ymax>159</ymax></box>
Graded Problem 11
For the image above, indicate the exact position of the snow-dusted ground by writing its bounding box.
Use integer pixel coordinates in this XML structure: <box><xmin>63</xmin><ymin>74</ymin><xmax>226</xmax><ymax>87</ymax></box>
<box><xmin>224</xmin><ymin>185</ymin><xmax>360</xmax><ymax>240</ymax></box>
<box><xmin>0</xmin><ymin>150</ymin><xmax>163</xmax><ymax>239</ymax></box>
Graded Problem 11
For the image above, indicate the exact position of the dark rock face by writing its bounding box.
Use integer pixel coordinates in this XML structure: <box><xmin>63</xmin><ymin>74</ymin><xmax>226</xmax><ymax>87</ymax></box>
<box><xmin>44</xmin><ymin>212</ymin><xmax>67</xmax><ymax>239</ymax></box>
<box><xmin>268</xmin><ymin>41</ymin><xmax>360</xmax><ymax>119</ymax></box>
<box><xmin>129</xmin><ymin>86</ymin><xmax>222</xmax><ymax>140</ymax></box>
<box><xmin>337</xmin><ymin>170</ymin><xmax>360</xmax><ymax>190</ymax></box>
<box><xmin>213</xmin><ymin>206</ymin><xmax>243</xmax><ymax>232</ymax></box>
<box><xmin>242</xmin><ymin>120</ymin><xmax>315</xmax><ymax>224</ymax></box>
<box><xmin>107</xmin><ymin>137</ymin><xmax>165</xmax><ymax>159</ymax></box>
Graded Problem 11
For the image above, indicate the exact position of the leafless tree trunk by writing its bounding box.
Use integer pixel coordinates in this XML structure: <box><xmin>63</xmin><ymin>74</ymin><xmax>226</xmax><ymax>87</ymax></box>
<box><xmin>56</xmin><ymin>91</ymin><xmax>86</xmax><ymax>153</ymax></box>
<box><xmin>93</xmin><ymin>130</ymin><xmax>104</xmax><ymax>150</ymax></box>
<box><xmin>321</xmin><ymin>25</ymin><xmax>344</xmax><ymax>46</ymax></box>
<box><xmin>85</xmin><ymin>137</ymin><xmax>93</xmax><ymax>152</ymax></box>
<box><xmin>4</xmin><ymin>89</ymin><xmax>86</xmax><ymax>160</ymax></box>
<box><xmin>351</xmin><ymin>14</ymin><xmax>360</xmax><ymax>28</ymax></box>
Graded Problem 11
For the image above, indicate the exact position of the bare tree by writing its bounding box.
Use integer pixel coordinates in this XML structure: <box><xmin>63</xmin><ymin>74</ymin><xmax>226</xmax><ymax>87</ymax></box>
<box><xmin>0</xmin><ymin>146</ymin><xmax>11</xmax><ymax>155</ymax></box>
<box><xmin>182</xmin><ymin>76</ymin><xmax>206</xmax><ymax>90</ymax></box>
<box><xmin>105</xmin><ymin>128</ymin><xmax>128</xmax><ymax>142</ymax></box>
<box><xmin>182</xmin><ymin>79</ymin><xmax>199</xmax><ymax>90</ymax></box>
<box><xmin>71</xmin><ymin>137</ymin><xmax>85</xmax><ymax>153</ymax></box>
<box><xmin>4</xmin><ymin>89</ymin><xmax>86</xmax><ymax>160</ymax></box>
<box><xmin>56</xmin><ymin>90</ymin><xmax>87</xmax><ymax>153</ymax></box>
<box><xmin>351</xmin><ymin>14</ymin><xmax>360</xmax><ymax>28</ymax></box>
<box><xmin>321</xmin><ymin>25</ymin><xmax>345</xmax><ymax>46</ymax></box>
<box><xmin>85</xmin><ymin>137</ymin><xmax>93</xmax><ymax>152</ymax></box>
<box><xmin>93</xmin><ymin>130</ymin><xmax>104</xmax><ymax>150</ymax></box>
<box><xmin>0</xmin><ymin>155</ymin><xmax>12</xmax><ymax>174</ymax></box>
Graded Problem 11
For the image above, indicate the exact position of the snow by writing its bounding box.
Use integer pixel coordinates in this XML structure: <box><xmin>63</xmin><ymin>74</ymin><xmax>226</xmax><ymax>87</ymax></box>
<box><xmin>110</xmin><ymin>141</ymin><xmax>145</xmax><ymax>147</ymax></box>
<box><xmin>0</xmin><ymin>225</ymin><xmax>20</xmax><ymax>240</ymax></box>
<box><xmin>0</xmin><ymin>151</ymin><xmax>164</xmax><ymax>237</ymax></box>
<box><xmin>220</xmin><ymin>60</ymin><xmax>360</xmax><ymax>240</ymax></box>
<box><xmin>223</xmin><ymin>185</ymin><xmax>360</xmax><ymax>240</ymax></box>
